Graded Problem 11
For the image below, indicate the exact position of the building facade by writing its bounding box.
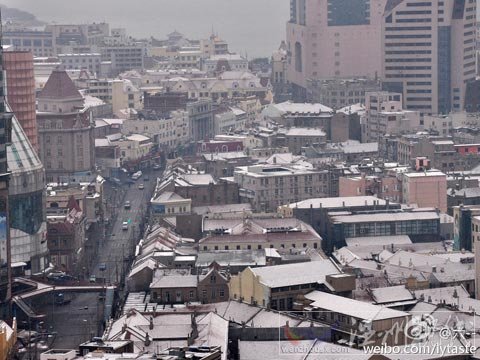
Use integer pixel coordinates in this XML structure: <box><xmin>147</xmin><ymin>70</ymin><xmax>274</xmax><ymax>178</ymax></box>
<box><xmin>3</xmin><ymin>50</ymin><xmax>38</xmax><ymax>150</ymax></box>
<box><xmin>402</xmin><ymin>171</ymin><xmax>448</xmax><ymax>213</ymax></box>
<box><xmin>382</xmin><ymin>0</ymin><xmax>477</xmax><ymax>114</ymax></box>
<box><xmin>234</xmin><ymin>164</ymin><xmax>330</xmax><ymax>212</ymax></box>
<box><xmin>37</xmin><ymin>70</ymin><xmax>95</xmax><ymax>181</ymax></box>
<box><xmin>364</xmin><ymin>91</ymin><xmax>421</xmax><ymax>142</ymax></box>
<box><xmin>286</xmin><ymin>0</ymin><xmax>387</xmax><ymax>99</ymax></box>
<box><xmin>0</xmin><ymin>43</ymin><xmax>13</xmax><ymax>316</ymax></box>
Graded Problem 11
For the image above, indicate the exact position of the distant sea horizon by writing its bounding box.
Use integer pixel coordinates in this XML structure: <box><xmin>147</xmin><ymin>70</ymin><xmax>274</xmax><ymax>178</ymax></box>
<box><xmin>2</xmin><ymin>0</ymin><xmax>290</xmax><ymax>58</ymax></box>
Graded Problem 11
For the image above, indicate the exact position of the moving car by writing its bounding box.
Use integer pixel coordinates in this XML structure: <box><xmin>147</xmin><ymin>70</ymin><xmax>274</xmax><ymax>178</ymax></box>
<box><xmin>124</xmin><ymin>201</ymin><xmax>131</xmax><ymax>209</ymax></box>
<box><xmin>131</xmin><ymin>171</ymin><xmax>142</xmax><ymax>180</ymax></box>
<box><xmin>122</xmin><ymin>221</ymin><xmax>129</xmax><ymax>230</ymax></box>
<box><xmin>138</xmin><ymin>183</ymin><xmax>145</xmax><ymax>190</ymax></box>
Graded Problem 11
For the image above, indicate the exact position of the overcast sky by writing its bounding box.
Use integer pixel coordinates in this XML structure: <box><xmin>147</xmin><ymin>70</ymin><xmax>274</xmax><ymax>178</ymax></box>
<box><xmin>3</xmin><ymin>0</ymin><xmax>290</xmax><ymax>57</ymax></box>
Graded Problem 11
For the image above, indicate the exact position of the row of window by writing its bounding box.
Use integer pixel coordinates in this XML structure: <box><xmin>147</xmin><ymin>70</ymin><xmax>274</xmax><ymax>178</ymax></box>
<box><xmin>203</xmin><ymin>243</ymin><xmax>318</xmax><ymax>251</ymax></box>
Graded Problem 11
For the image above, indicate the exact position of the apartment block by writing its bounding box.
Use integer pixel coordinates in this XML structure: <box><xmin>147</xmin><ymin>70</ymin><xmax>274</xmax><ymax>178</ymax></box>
<box><xmin>234</xmin><ymin>164</ymin><xmax>330</xmax><ymax>212</ymax></box>
<box><xmin>364</xmin><ymin>91</ymin><xmax>421</xmax><ymax>142</ymax></box>
<box><xmin>58</xmin><ymin>53</ymin><xmax>102</xmax><ymax>75</ymax></box>
<box><xmin>4</xmin><ymin>29</ymin><xmax>55</xmax><ymax>57</ymax></box>
<box><xmin>402</xmin><ymin>170</ymin><xmax>448</xmax><ymax>213</ymax></box>
<box><xmin>307</xmin><ymin>78</ymin><xmax>381</xmax><ymax>108</ymax></box>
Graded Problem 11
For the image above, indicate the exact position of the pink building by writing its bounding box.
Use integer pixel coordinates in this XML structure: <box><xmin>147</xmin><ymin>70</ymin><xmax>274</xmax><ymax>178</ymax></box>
<box><xmin>339</xmin><ymin>174</ymin><xmax>402</xmax><ymax>202</ymax></box>
<box><xmin>4</xmin><ymin>50</ymin><xmax>38</xmax><ymax>150</ymax></box>
<box><xmin>286</xmin><ymin>0</ymin><xmax>387</xmax><ymax>98</ymax></box>
<box><xmin>402</xmin><ymin>171</ymin><xmax>447</xmax><ymax>213</ymax></box>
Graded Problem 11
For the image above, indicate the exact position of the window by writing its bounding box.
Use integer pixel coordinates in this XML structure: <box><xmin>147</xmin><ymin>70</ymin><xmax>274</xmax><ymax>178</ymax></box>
<box><xmin>295</xmin><ymin>42</ymin><xmax>302</xmax><ymax>72</ymax></box>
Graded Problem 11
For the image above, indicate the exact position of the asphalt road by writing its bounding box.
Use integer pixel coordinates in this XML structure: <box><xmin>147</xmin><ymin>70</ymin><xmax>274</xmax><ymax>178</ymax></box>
<box><xmin>33</xmin><ymin>292</ymin><xmax>102</xmax><ymax>351</ymax></box>
<box><xmin>91</xmin><ymin>171</ymin><xmax>157</xmax><ymax>285</ymax></box>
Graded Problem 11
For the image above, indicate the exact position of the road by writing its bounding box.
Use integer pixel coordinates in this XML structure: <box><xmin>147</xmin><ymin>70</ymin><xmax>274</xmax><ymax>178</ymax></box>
<box><xmin>91</xmin><ymin>171</ymin><xmax>157</xmax><ymax>286</ymax></box>
<box><xmin>34</xmin><ymin>292</ymin><xmax>102</xmax><ymax>350</ymax></box>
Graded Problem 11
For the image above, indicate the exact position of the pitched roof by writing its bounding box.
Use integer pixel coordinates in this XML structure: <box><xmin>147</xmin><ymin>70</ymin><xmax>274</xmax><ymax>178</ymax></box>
<box><xmin>38</xmin><ymin>70</ymin><xmax>82</xmax><ymax>100</ymax></box>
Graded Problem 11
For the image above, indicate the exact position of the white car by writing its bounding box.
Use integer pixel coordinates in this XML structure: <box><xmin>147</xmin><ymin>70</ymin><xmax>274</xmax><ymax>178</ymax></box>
<box><xmin>122</xmin><ymin>221</ymin><xmax>129</xmax><ymax>230</ymax></box>
<box><xmin>138</xmin><ymin>183</ymin><xmax>145</xmax><ymax>190</ymax></box>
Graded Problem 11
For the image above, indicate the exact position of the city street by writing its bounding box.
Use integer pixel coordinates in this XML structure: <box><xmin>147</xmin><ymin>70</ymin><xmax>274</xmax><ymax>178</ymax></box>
<box><xmin>34</xmin><ymin>292</ymin><xmax>102</xmax><ymax>351</ymax></box>
<box><xmin>91</xmin><ymin>171</ymin><xmax>157</xmax><ymax>286</ymax></box>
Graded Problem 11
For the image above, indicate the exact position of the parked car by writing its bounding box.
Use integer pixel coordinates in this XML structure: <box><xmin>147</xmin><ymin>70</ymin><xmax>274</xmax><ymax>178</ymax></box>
<box><xmin>138</xmin><ymin>183</ymin><xmax>145</xmax><ymax>190</ymax></box>
<box><xmin>122</xmin><ymin>221</ymin><xmax>129</xmax><ymax>230</ymax></box>
<box><xmin>153</xmin><ymin>164</ymin><xmax>161</xmax><ymax>170</ymax></box>
<box><xmin>89</xmin><ymin>275</ymin><xmax>96</xmax><ymax>283</ymax></box>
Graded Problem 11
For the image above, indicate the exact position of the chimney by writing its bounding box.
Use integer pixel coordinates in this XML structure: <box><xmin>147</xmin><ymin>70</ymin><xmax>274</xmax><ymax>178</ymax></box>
<box><xmin>432</xmin><ymin>266</ymin><xmax>437</xmax><ymax>273</ymax></box>
<box><xmin>144</xmin><ymin>333</ymin><xmax>151</xmax><ymax>346</ymax></box>
<box><xmin>149</xmin><ymin>317</ymin><xmax>154</xmax><ymax>330</ymax></box>
<box><xmin>386</xmin><ymin>198</ymin><xmax>390</xmax><ymax>210</ymax></box>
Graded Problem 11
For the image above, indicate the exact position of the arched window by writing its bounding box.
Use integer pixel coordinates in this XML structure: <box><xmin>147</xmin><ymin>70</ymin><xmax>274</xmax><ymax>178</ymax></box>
<box><xmin>295</xmin><ymin>42</ymin><xmax>302</xmax><ymax>72</ymax></box>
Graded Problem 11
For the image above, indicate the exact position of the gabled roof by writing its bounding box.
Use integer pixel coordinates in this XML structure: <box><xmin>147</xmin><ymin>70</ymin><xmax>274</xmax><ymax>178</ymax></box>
<box><xmin>38</xmin><ymin>70</ymin><xmax>82</xmax><ymax>100</ymax></box>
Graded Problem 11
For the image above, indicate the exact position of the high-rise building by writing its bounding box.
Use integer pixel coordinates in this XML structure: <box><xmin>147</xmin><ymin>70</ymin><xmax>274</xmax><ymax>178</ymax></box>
<box><xmin>382</xmin><ymin>0</ymin><xmax>477</xmax><ymax>114</ymax></box>
<box><xmin>7</xmin><ymin>103</ymin><xmax>47</xmax><ymax>276</ymax></box>
<box><xmin>286</xmin><ymin>0</ymin><xmax>388</xmax><ymax>100</ymax></box>
<box><xmin>0</xmin><ymin>35</ymin><xmax>13</xmax><ymax>318</ymax></box>
<box><xmin>3</xmin><ymin>49</ymin><xmax>38</xmax><ymax>151</ymax></box>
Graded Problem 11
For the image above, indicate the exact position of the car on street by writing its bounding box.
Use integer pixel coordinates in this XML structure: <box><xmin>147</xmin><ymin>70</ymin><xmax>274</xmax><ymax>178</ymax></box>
<box><xmin>124</xmin><ymin>201</ymin><xmax>131</xmax><ymax>209</ymax></box>
<box><xmin>89</xmin><ymin>275</ymin><xmax>96</xmax><ymax>283</ymax></box>
<box><xmin>122</xmin><ymin>221</ymin><xmax>129</xmax><ymax>230</ymax></box>
<box><xmin>144</xmin><ymin>176</ymin><xmax>149</xmax><ymax>181</ymax></box>
<box><xmin>47</xmin><ymin>271</ymin><xmax>66</xmax><ymax>280</ymax></box>
<box><xmin>138</xmin><ymin>183</ymin><xmax>145</xmax><ymax>190</ymax></box>
<box><xmin>153</xmin><ymin>164</ymin><xmax>161</xmax><ymax>170</ymax></box>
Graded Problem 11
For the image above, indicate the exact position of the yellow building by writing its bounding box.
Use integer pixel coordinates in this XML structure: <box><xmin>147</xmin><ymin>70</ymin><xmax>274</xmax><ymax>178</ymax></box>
<box><xmin>0</xmin><ymin>318</ymin><xmax>17</xmax><ymax>360</ymax></box>
<box><xmin>229</xmin><ymin>259</ymin><xmax>348</xmax><ymax>311</ymax></box>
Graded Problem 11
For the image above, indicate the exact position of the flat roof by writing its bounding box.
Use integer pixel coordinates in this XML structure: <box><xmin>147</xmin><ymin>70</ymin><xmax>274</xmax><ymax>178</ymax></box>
<box><xmin>251</xmin><ymin>259</ymin><xmax>340</xmax><ymax>288</ymax></box>
<box><xmin>403</xmin><ymin>171</ymin><xmax>446</xmax><ymax>178</ymax></box>
<box><xmin>305</xmin><ymin>291</ymin><xmax>410</xmax><ymax>321</ymax></box>
<box><xmin>288</xmin><ymin>196</ymin><xmax>389</xmax><ymax>209</ymax></box>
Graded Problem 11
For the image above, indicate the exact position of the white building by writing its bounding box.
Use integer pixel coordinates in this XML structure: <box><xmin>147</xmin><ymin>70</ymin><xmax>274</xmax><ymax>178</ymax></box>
<box><xmin>201</xmin><ymin>54</ymin><xmax>249</xmax><ymax>74</ymax></box>
<box><xmin>58</xmin><ymin>53</ymin><xmax>102</xmax><ymax>75</ymax></box>
<box><xmin>364</xmin><ymin>91</ymin><xmax>421</xmax><ymax>142</ymax></box>
<box><xmin>234</xmin><ymin>163</ymin><xmax>330</xmax><ymax>212</ymax></box>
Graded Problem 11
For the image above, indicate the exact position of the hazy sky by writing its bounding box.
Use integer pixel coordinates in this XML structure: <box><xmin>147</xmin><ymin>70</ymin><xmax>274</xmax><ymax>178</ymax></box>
<box><xmin>3</xmin><ymin>0</ymin><xmax>290</xmax><ymax>57</ymax></box>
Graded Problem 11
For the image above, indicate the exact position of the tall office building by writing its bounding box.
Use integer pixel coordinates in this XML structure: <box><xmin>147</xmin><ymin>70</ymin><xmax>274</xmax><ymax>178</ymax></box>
<box><xmin>0</xmin><ymin>32</ymin><xmax>14</xmax><ymax>318</ymax></box>
<box><xmin>286</xmin><ymin>0</ymin><xmax>388</xmax><ymax>100</ymax></box>
<box><xmin>3</xmin><ymin>49</ymin><xmax>38</xmax><ymax>151</ymax></box>
<box><xmin>382</xmin><ymin>0</ymin><xmax>477</xmax><ymax>114</ymax></box>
